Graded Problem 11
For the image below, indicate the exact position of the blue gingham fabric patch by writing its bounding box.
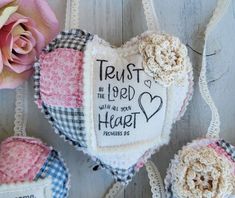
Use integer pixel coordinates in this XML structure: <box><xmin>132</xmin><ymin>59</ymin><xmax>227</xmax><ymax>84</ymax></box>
<box><xmin>35</xmin><ymin>150</ymin><xmax>69</xmax><ymax>198</ymax></box>
<box><xmin>97</xmin><ymin>161</ymin><xmax>135</xmax><ymax>183</ymax></box>
<box><xmin>41</xmin><ymin>103</ymin><xmax>87</xmax><ymax>148</ymax></box>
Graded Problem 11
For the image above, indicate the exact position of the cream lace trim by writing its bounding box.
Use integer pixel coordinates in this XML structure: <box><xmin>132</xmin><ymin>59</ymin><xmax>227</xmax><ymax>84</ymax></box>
<box><xmin>14</xmin><ymin>82</ymin><xmax>28</xmax><ymax>136</ymax></box>
<box><xmin>105</xmin><ymin>182</ymin><xmax>124</xmax><ymax>198</ymax></box>
<box><xmin>65</xmin><ymin>0</ymin><xmax>80</xmax><ymax>30</ymax></box>
<box><xmin>64</xmin><ymin>0</ymin><xmax>159</xmax><ymax>31</ymax></box>
<box><xmin>142</xmin><ymin>0</ymin><xmax>160</xmax><ymax>32</ymax></box>
<box><xmin>145</xmin><ymin>161</ymin><xmax>166</xmax><ymax>198</ymax></box>
<box><xmin>105</xmin><ymin>160</ymin><xmax>165</xmax><ymax>198</ymax></box>
<box><xmin>200</xmin><ymin>0</ymin><xmax>231</xmax><ymax>138</ymax></box>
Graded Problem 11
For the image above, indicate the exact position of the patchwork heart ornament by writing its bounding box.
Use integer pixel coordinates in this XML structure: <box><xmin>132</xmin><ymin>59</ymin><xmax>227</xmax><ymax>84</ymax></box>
<box><xmin>34</xmin><ymin>29</ymin><xmax>193</xmax><ymax>183</ymax></box>
<box><xmin>165</xmin><ymin>138</ymin><xmax>235</xmax><ymax>198</ymax></box>
<box><xmin>0</xmin><ymin>136</ymin><xmax>69</xmax><ymax>198</ymax></box>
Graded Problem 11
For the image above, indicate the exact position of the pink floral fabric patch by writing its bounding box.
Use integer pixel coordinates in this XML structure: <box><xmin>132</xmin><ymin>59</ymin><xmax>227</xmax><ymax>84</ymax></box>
<box><xmin>39</xmin><ymin>48</ymin><xmax>84</xmax><ymax>108</ymax></box>
<box><xmin>0</xmin><ymin>136</ymin><xmax>51</xmax><ymax>184</ymax></box>
<box><xmin>208</xmin><ymin>143</ymin><xmax>230</xmax><ymax>159</ymax></box>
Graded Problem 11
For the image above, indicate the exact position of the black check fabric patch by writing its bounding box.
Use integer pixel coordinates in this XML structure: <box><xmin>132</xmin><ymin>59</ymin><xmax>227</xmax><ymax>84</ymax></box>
<box><xmin>42</xmin><ymin>103</ymin><xmax>87</xmax><ymax>148</ymax></box>
<box><xmin>43</xmin><ymin>29</ymin><xmax>93</xmax><ymax>52</ymax></box>
<box><xmin>217</xmin><ymin>139</ymin><xmax>235</xmax><ymax>161</ymax></box>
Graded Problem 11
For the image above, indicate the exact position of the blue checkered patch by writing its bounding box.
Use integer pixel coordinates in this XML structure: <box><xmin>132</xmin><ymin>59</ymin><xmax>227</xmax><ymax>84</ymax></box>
<box><xmin>35</xmin><ymin>150</ymin><xmax>69</xmax><ymax>198</ymax></box>
<box><xmin>41</xmin><ymin>103</ymin><xmax>87</xmax><ymax>148</ymax></box>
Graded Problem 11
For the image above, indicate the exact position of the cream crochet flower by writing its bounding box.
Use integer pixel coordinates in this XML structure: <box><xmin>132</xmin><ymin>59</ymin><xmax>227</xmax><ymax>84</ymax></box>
<box><xmin>171</xmin><ymin>147</ymin><xmax>234</xmax><ymax>198</ymax></box>
<box><xmin>139</xmin><ymin>34</ymin><xmax>191</xmax><ymax>87</ymax></box>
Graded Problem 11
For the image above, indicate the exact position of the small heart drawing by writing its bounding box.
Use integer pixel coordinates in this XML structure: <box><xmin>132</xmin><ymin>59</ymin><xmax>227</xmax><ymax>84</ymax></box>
<box><xmin>144</xmin><ymin>80</ymin><xmax>152</xmax><ymax>88</ymax></box>
<box><xmin>138</xmin><ymin>92</ymin><xmax>163</xmax><ymax>122</ymax></box>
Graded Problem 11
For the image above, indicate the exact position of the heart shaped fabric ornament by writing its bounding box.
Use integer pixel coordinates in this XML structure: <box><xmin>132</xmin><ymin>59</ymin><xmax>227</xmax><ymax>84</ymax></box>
<box><xmin>0</xmin><ymin>82</ymin><xmax>70</xmax><ymax>198</ymax></box>
<box><xmin>34</xmin><ymin>0</ymin><xmax>193</xmax><ymax>184</ymax></box>
<box><xmin>0</xmin><ymin>136</ymin><xmax>69</xmax><ymax>198</ymax></box>
<box><xmin>165</xmin><ymin>138</ymin><xmax>235</xmax><ymax>198</ymax></box>
<box><xmin>34</xmin><ymin>28</ymin><xmax>193</xmax><ymax>183</ymax></box>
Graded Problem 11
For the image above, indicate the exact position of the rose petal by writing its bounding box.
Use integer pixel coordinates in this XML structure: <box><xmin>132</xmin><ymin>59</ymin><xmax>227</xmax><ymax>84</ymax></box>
<box><xmin>8</xmin><ymin>49</ymin><xmax>36</xmax><ymax>73</ymax></box>
<box><xmin>4</xmin><ymin>12</ymin><xmax>28</xmax><ymax>26</ymax></box>
<box><xmin>0</xmin><ymin>67</ymin><xmax>33</xmax><ymax>89</ymax></box>
<box><xmin>13</xmin><ymin>35</ymin><xmax>34</xmax><ymax>54</ymax></box>
<box><xmin>0</xmin><ymin>50</ymin><xmax>3</xmax><ymax>73</ymax></box>
<box><xmin>17</xmin><ymin>0</ymin><xmax>59</xmax><ymax>44</ymax></box>
<box><xmin>0</xmin><ymin>14</ymin><xmax>28</xmax><ymax>63</ymax></box>
<box><xmin>11</xmin><ymin>22</ymin><xmax>25</xmax><ymax>36</ymax></box>
<box><xmin>0</xmin><ymin>0</ymin><xmax>59</xmax><ymax>89</ymax></box>
<box><xmin>0</xmin><ymin>0</ymin><xmax>16</xmax><ymax>7</ymax></box>
<box><xmin>0</xmin><ymin>1</ymin><xmax>18</xmax><ymax>28</ymax></box>
<box><xmin>22</xmin><ymin>31</ymin><xmax>36</xmax><ymax>47</ymax></box>
<box><xmin>0</xmin><ymin>13</ymin><xmax>39</xmax><ymax>70</ymax></box>
<box><xmin>6</xmin><ymin>13</ymin><xmax>45</xmax><ymax>53</ymax></box>
<box><xmin>26</xmin><ymin>26</ymin><xmax>45</xmax><ymax>53</ymax></box>
<box><xmin>0</xmin><ymin>15</ymin><xmax>28</xmax><ymax>60</ymax></box>
<box><xmin>0</xmin><ymin>27</ymin><xmax>14</xmax><ymax>66</ymax></box>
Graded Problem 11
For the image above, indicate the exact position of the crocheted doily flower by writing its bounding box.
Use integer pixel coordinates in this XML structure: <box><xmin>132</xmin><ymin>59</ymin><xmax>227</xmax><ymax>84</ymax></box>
<box><xmin>139</xmin><ymin>34</ymin><xmax>191</xmax><ymax>87</ymax></box>
<box><xmin>167</xmin><ymin>146</ymin><xmax>234</xmax><ymax>198</ymax></box>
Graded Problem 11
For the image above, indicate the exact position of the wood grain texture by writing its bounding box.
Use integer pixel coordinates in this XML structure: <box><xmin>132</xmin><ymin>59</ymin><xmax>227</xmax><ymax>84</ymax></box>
<box><xmin>1</xmin><ymin>0</ymin><xmax>235</xmax><ymax>197</ymax></box>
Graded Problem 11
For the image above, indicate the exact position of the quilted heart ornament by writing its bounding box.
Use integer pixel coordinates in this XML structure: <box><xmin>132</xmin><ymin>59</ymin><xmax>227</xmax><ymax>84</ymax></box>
<box><xmin>34</xmin><ymin>29</ymin><xmax>193</xmax><ymax>183</ymax></box>
<box><xmin>165</xmin><ymin>138</ymin><xmax>235</xmax><ymax>198</ymax></box>
<box><xmin>0</xmin><ymin>136</ymin><xmax>69</xmax><ymax>198</ymax></box>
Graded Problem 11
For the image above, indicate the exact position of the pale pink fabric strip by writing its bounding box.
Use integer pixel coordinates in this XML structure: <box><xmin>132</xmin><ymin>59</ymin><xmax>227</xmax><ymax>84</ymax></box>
<box><xmin>39</xmin><ymin>48</ymin><xmax>84</xmax><ymax>108</ymax></box>
<box><xmin>0</xmin><ymin>137</ymin><xmax>51</xmax><ymax>183</ymax></box>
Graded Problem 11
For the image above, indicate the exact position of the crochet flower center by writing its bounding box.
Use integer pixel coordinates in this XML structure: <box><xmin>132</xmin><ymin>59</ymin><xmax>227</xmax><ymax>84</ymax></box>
<box><xmin>139</xmin><ymin>33</ymin><xmax>191</xmax><ymax>87</ymax></box>
<box><xmin>192</xmin><ymin>173</ymin><xmax>214</xmax><ymax>191</ymax></box>
<box><xmin>170</xmin><ymin>146</ymin><xmax>235</xmax><ymax>198</ymax></box>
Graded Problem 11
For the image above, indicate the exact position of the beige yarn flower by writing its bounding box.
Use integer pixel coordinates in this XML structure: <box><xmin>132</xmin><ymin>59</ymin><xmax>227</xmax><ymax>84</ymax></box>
<box><xmin>171</xmin><ymin>147</ymin><xmax>234</xmax><ymax>198</ymax></box>
<box><xmin>139</xmin><ymin>34</ymin><xmax>191</xmax><ymax>87</ymax></box>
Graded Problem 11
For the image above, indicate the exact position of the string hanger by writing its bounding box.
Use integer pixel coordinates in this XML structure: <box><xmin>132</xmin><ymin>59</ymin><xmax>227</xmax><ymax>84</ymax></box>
<box><xmin>14</xmin><ymin>82</ymin><xmax>28</xmax><ymax>136</ymax></box>
<box><xmin>65</xmin><ymin>0</ymin><xmax>160</xmax><ymax>32</ymax></box>
<box><xmin>199</xmin><ymin>0</ymin><xmax>231</xmax><ymax>138</ymax></box>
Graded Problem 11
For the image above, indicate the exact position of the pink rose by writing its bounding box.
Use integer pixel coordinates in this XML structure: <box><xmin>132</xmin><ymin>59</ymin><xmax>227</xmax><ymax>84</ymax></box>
<box><xmin>0</xmin><ymin>0</ymin><xmax>59</xmax><ymax>89</ymax></box>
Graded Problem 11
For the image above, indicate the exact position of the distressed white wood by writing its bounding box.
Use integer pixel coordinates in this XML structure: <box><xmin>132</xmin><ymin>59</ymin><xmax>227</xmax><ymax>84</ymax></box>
<box><xmin>1</xmin><ymin>0</ymin><xmax>235</xmax><ymax>197</ymax></box>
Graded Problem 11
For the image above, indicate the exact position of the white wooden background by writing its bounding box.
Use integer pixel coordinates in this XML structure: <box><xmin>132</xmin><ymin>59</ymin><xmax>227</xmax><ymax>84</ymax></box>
<box><xmin>1</xmin><ymin>0</ymin><xmax>235</xmax><ymax>197</ymax></box>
